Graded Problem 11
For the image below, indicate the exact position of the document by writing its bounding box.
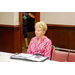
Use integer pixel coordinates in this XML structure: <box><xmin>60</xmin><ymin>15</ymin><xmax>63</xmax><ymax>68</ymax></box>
<box><xmin>10</xmin><ymin>53</ymin><xmax>33</xmax><ymax>60</ymax></box>
<box><xmin>26</xmin><ymin>55</ymin><xmax>49</xmax><ymax>62</ymax></box>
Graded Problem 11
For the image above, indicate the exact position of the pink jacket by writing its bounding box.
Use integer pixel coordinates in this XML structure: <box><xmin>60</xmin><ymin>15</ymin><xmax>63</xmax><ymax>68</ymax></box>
<box><xmin>27</xmin><ymin>36</ymin><xmax>52</xmax><ymax>59</ymax></box>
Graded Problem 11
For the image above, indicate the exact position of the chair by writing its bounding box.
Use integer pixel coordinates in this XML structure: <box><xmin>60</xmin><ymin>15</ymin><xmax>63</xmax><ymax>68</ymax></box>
<box><xmin>50</xmin><ymin>45</ymin><xmax>55</xmax><ymax>60</ymax></box>
<box><xmin>52</xmin><ymin>50</ymin><xmax>68</xmax><ymax>62</ymax></box>
<box><xmin>67</xmin><ymin>52</ymin><xmax>75</xmax><ymax>62</ymax></box>
<box><xmin>55</xmin><ymin>48</ymin><xmax>75</xmax><ymax>62</ymax></box>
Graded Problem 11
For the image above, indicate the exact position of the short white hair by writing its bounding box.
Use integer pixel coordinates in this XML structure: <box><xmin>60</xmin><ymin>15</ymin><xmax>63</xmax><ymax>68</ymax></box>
<box><xmin>35</xmin><ymin>21</ymin><xmax>47</xmax><ymax>31</ymax></box>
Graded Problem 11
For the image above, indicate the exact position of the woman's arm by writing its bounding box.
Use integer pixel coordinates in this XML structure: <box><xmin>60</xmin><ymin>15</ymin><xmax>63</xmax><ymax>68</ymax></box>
<box><xmin>27</xmin><ymin>43</ymin><xmax>32</xmax><ymax>54</ymax></box>
<box><xmin>27</xmin><ymin>38</ymin><xmax>33</xmax><ymax>54</ymax></box>
<box><xmin>44</xmin><ymin>40</ymin><xmax>52</xmax><ymax>59</ymax></box>
<box><xmin>28</xmin><ymin>13</ymin><xmax>35</xmax><ymax>19</ymax></box>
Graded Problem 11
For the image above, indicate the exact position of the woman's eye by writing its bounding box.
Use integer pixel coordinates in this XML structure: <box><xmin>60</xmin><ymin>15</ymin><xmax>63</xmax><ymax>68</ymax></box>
<box><xmin>38</xmin><ymin>30</ymin><xmax>40</xmax><ymax>32</ymax></box>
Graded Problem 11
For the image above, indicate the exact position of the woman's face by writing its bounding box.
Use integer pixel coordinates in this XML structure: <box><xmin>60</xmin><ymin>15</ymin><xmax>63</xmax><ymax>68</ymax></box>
<box><xmin>35</xmin><ymin>27</ymin><xmax>45</xmax><ymax>38</ymax></box>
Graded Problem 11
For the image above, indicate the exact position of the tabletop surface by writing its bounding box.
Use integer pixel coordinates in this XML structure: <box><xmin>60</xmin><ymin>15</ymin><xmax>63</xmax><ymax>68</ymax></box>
<box><xmin>0</xmin><ymin>52</ymin><xmax>56</xmax><ymax>62</ymax></box>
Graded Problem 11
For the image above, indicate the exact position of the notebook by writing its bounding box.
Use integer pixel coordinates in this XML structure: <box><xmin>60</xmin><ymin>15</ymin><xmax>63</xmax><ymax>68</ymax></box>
<box><xmin>10</xmin><ymin>53</ymin><xmax>49</xmax><ymax>62</ymax></box>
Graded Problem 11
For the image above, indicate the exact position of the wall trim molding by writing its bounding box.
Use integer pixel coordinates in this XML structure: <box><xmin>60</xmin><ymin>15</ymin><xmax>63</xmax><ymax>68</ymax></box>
<box><xmin>0</xmin><ymin>24</ymin><xmax>19</xmax><ymax>28</ymax></box>
<box><xmin>47</xmin><ymin>24</ymin><xmax>75</xmax><ymax>27</ymax></box>
<box><xmin>0</xmin><ymin>24</ymin><xmax>20</xmax><ymax>31</ymax></box>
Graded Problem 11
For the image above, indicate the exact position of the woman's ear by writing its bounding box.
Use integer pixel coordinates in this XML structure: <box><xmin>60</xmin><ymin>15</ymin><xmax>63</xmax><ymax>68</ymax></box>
<box><xmin>43</xmin><ymin>30</ymin><xmax>46</xmax><ymax>35</ymax></box>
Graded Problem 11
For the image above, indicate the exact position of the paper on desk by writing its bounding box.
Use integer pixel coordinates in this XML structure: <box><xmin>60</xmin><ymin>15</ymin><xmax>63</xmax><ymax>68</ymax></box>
<box><xmin>15</xmin><ymin>53</ymin><xmax>48</xmax><ymax>62</ymax></box>
<box><xmin>18</xmin><ymin>53</ymin><xmax>33</xmax><ymax>58</ymax></box>
<box><xmin>26</xmin><ymin>55</ymin><xmax>48</xmax><ymax>62</ymax></box>
<box><xmin>0</xmin><ymin>52</ymin><xmax>28</xmax><ymax>62</ymax></box>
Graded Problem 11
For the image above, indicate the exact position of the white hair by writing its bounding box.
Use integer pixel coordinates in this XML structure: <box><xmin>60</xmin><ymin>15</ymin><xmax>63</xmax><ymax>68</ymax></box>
<box><xmin>35</xmin><ymin>21</ymin><xmax>47</xmax><ymax>31</ymax></box>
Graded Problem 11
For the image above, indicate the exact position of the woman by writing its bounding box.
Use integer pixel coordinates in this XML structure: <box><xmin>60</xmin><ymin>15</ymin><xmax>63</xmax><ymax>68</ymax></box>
<box><xmin>22</xmin><ymin>12</ymin><xmax>35</xmax><ymax>49</ymax></box>
<box><xmin>27</xmin><ymin>21</ymin><xmax>52</xmax><ymax>59</ymax></box>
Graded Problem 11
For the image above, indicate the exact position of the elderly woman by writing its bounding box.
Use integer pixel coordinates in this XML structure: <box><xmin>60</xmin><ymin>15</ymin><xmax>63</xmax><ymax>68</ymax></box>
<box><xmin>27</xmin><ymin>21</ymin><xmax>52</xmax><ymax>59</ymax></box>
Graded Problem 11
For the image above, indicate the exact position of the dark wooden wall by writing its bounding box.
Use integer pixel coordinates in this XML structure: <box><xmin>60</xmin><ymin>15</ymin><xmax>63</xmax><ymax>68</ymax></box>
<box><xmin>1</xmin><ymin>23</ymin><xmax>75</xmax><ymax>52</ymax></box>
<box><xmin>45</xmin><ymin>24</ymin><xmax>75</xmax><ymax>50</ymax></box>
<box><xmin>0</xmin><ymin>18</ymin><xmax>34</xmax><ymax>53</ymax></box>
<box><xmin>0</xmin><ymin>25</ymin><xmax>21</xmax><ymax>53</ymax></box>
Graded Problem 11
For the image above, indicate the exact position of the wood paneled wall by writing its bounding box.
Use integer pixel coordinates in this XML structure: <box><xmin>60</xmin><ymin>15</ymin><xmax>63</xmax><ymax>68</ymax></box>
<box><xmin>1</xmin><ymin>23</ymin><xmax>75</xmax><ymax>53</ymax></box>
<box><xmin>0</xmin><ymin>25</ymin><xmax>21</xmax><ymax>53</ymax></box>
<box><xmin>45</xmin><ymin>24</ymin><xmax>75</xmax><ymax>50</ymax></box>
<box><xmin>35</xmin><ymin>12</ymin><xmax>40</xmax><ymax>22</ymax></box>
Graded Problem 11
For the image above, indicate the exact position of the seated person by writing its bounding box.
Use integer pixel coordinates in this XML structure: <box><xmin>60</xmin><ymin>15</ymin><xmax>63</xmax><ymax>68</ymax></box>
<box><xmin>27</xmin><ymin>21</ymin><xmax>52</xmax><ymax>59</ymax></box>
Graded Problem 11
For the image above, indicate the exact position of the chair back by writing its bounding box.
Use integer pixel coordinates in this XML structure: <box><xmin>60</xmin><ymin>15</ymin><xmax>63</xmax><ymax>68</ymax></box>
<box><xmin>51</xmin><ymin>47</ymin><xmax>75</xmax><ymax>62</ymax></box>
<box><xmin>67</xmin><ymin>52</ymin><xmax>75</xmax><ymax>62</ymax></box>
<box><xmin>50</xmin><ymin>45</ymin><xmax>55</xmax><ymax>60</ymax></box>
<box><xmin>52</xmin><ymin>50</ymin><xmax>68</xmax><ymax>62</ymax></box>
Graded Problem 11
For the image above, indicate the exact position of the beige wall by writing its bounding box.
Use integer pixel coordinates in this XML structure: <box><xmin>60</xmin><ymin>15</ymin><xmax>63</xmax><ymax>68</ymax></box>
<box><xmin>14</xmin><ymin>12</ymin><xmax>19</xmax><ymax>25</ymax></box>
<box><xmin>1</xmin><ymin>12</ymin><xmax>75</xmax><ymax>25</ymax></box>
<box><xmin>40</xmin><ymin>12</ymin><xmax>75</xmax><ymax>25</ymax></box>
<box><xmin>0</xmin><ymin>12</ymin><xmax>19</xmax><ymax>25</ymax></box>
